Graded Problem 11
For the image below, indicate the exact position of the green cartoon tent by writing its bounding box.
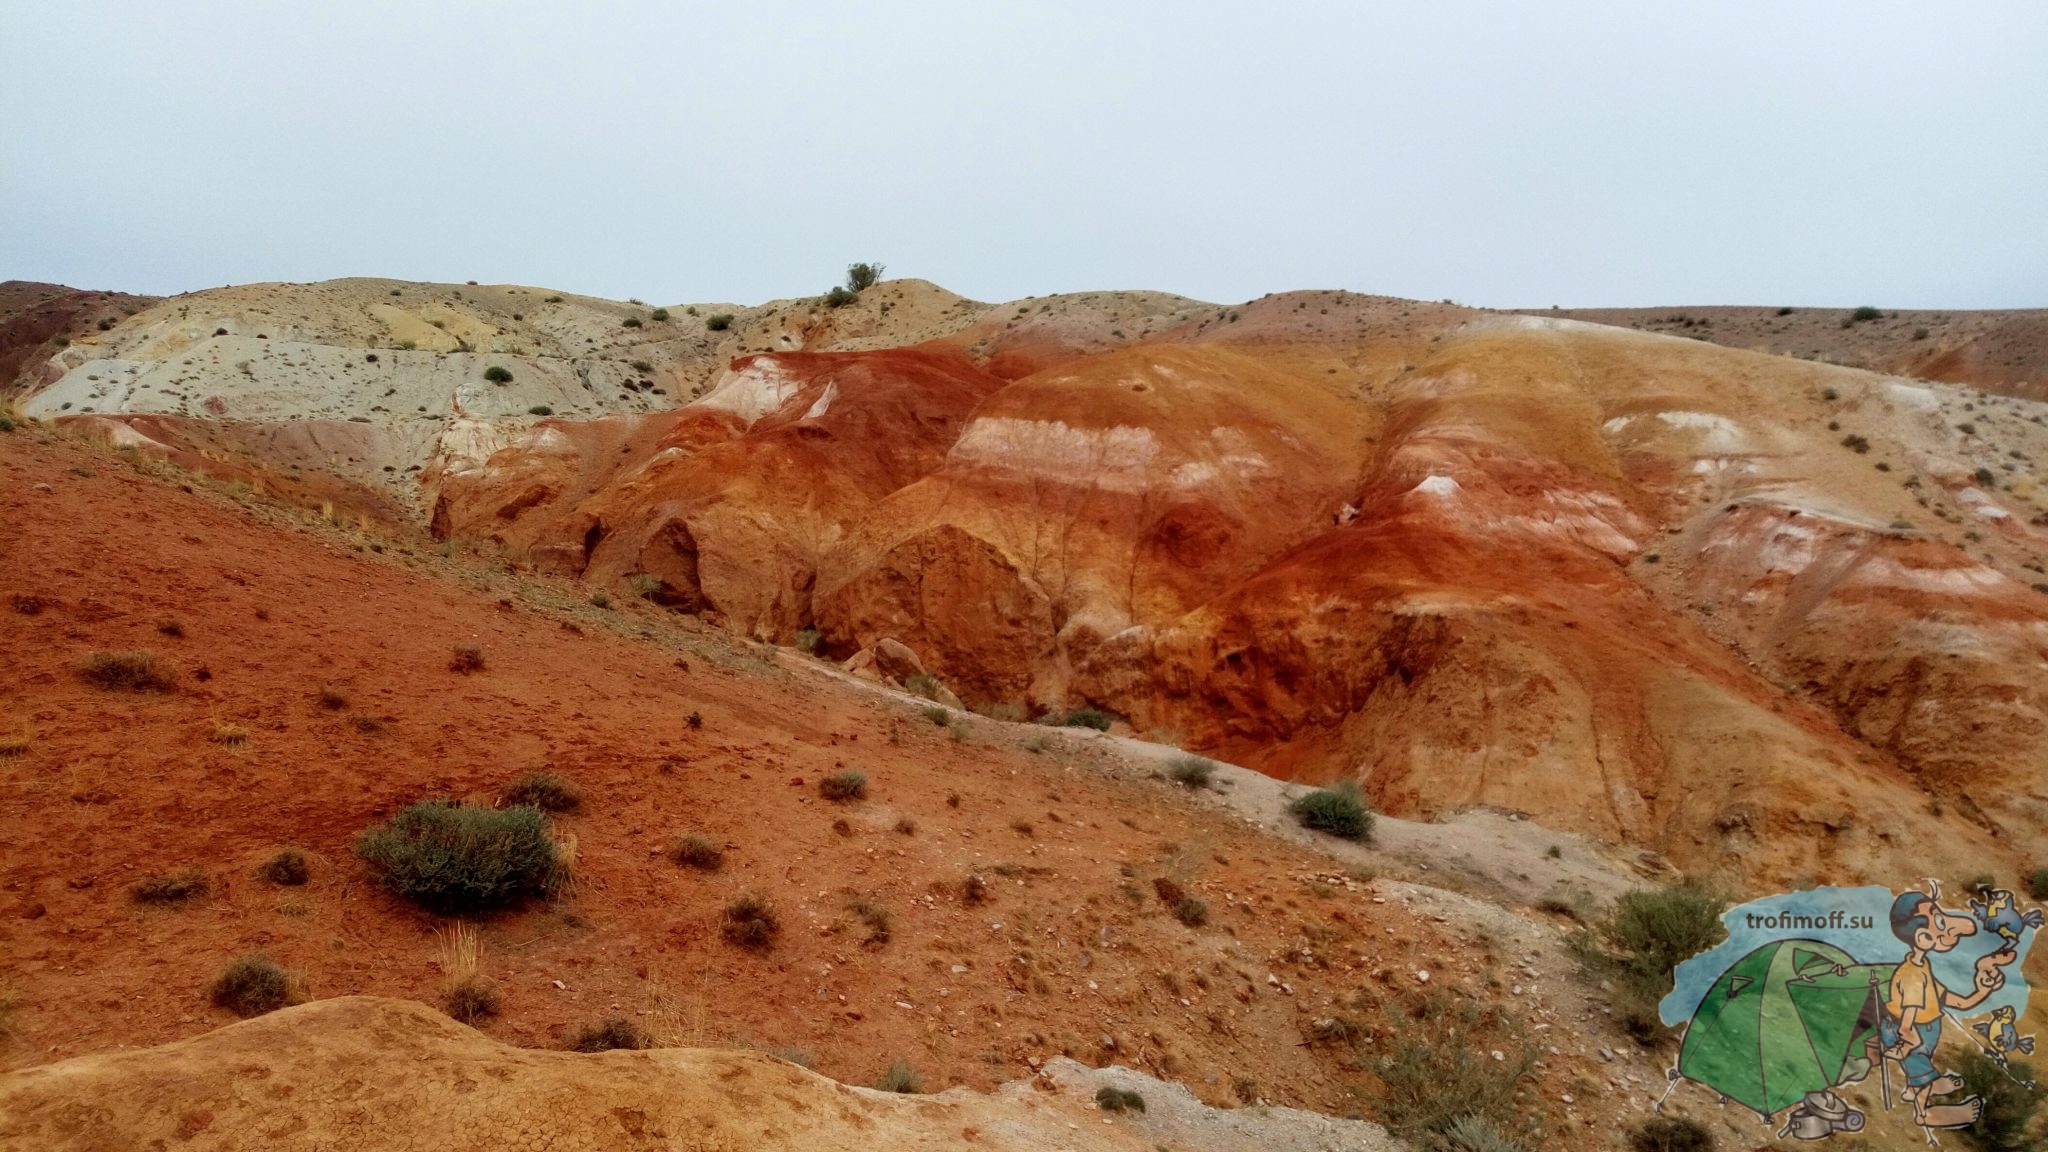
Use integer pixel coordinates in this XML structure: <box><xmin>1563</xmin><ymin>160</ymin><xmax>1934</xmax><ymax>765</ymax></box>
<box><xmin>1674</xmin><ymin>939</ymin><xmax>1894</xmax><ymax>1118</ymax></box>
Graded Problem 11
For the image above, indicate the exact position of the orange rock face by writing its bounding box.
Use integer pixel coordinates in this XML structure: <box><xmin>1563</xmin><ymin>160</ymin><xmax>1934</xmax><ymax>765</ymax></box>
<box><xmin>365</xmin><ymin>298</ymin><xmax>2048</xmax><ymax>881</ymax></box>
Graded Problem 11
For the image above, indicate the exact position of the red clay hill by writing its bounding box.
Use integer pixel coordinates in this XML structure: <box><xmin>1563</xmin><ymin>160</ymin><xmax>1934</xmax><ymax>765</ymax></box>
<box><xmin>13</xmin><ymin>279</ymin><xmax>2048</xmax><ymax>889</ymax></box>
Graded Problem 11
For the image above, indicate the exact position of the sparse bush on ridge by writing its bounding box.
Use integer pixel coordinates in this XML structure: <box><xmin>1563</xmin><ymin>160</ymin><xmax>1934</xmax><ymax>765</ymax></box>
<box><xmin>572</xmin><ymin>1016</ymin><xmax>648</xmax><ymax>1052</ymax></box>
<box><xmin>1289</xmin><ymin>781</ymin><xmax>1374</xmax><ymax>841</ymax></box>
<box><xmin>875</xmin><ymin>1058</ymin><xmax>921</xmax><ymax>1093</ymax></box>
<box><xmin>1051</xmin><ymin>707</ymin><xmax>1111</xmax><ymax>731</ymax></box>
<box><xmin>210</xmin><ymin>954</ymin><xmax>296</xmax><ymax>1018</ymax></box>
<box><xmin>1168</xmin><ymin>754</ymin><xmax>1216</xmax><ymax>789</ymax></box>
<box><xmin>706</xmin><ymin>313</ymin><xmax>733</xmax><ymax>331</ymax></box>
<box><xmin>845</xmin><ymin>262</ymin><xmax>884</xmax><ymax>292</ymax></box>
<box><xmin>354</xmin><ymin>800</ymin><xmax>561</xmax><ymax>915</ymax></box>
<box><xmin>825</xmin><ymin>286</ymin><xmax>858</xmax><ymax>308</ymax></box>
<box><xmin>905</xmin><ymin>671</ymin><xmax>944</xmax><ymax>700</ymax></box>
<box><xmin>1095</xmin><ymin>1086</ymin><xmax>1145</xmax><ymax>1113</ymax></box>
<box><xmin>483</xmin><ymin>365</ymin><xmax>513</xmax><ymax>383</ymax></box>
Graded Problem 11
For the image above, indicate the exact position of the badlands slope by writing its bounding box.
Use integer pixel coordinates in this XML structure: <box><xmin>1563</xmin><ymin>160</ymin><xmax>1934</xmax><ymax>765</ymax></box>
<box><xmin>16</xmin><ymin>278</ymin><xmax>2048</xmax><ymax>888</ymax></box>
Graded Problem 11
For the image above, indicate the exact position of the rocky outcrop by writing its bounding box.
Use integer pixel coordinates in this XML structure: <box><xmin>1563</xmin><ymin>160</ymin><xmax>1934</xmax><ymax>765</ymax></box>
<box><xmin>0</xmin><ymin>997</ymin><xmax>1156</xmax><ymax>1152</ymax></box>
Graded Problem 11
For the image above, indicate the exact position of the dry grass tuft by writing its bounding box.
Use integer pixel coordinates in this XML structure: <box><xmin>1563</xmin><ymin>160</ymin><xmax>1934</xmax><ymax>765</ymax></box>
<box><xmin>80</xmin><ymin>649</ymin><xmax>176</xmax><ymax>692</ymax></box>
<box><xmin>438</xmin><ymin>922</ymin><xmax>500</xmax><ymax>1025</ymax></box>
<box><xmin>132</xmin><ymin>868</ymin><xmax>209</xmax><ymax>905</ymax></box>
<box><xmin>210</xmin><ymin>721</ymin><xmax>250</xmax><ymax>746</ymax></box>
<box><xmin>448</xmin><ymin>644</ymin><xmax>486</xmax><ymax>674</ymax></box>
<box><xmin>722</xmin><ymin>894</ymin><xmax>780</xmax><ymax>950</ymax></box>
<box><xmin>260</xmin><ymin>847</ymin><xmax>310</xmax><ymax>886</ymax></box>
<box><xmin>670</xmin><ymin>832</ymin><xmax>723</xmax><ymax>870</ymax></box>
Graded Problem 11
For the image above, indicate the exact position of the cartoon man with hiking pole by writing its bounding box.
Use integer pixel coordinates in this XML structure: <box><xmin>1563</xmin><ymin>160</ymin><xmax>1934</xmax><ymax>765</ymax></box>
<box><xmin>1880</xmin><ymin>887</ymin><xmax>2020</xmax><ymax>1131</ymax></box>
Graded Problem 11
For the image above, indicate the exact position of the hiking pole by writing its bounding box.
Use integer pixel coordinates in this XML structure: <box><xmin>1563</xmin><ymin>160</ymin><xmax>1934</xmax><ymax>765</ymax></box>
<box><xmin>1653</xmin><ymin>1066</ymin><xmax>1680</xmax><ymax>1114</ymax></box>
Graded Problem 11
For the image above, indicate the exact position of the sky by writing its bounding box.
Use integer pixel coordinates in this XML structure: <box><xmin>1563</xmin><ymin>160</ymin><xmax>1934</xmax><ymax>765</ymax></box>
<box><xmin>3</xmin><ymin>2</ymin><xmax>2045</xmax><ymax>309</ymax></box>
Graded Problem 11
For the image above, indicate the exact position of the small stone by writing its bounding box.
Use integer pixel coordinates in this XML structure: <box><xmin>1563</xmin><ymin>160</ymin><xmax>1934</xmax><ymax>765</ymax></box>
<box><xmin>1415</xmin><ymin>970</ymin><xmax>1430</xmax><ymax>983</ymax></box>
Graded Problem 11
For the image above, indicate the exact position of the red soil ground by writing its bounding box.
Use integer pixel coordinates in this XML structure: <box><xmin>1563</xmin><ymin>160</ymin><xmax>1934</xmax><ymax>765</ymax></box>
<box><xmin>0</xmin><ymin>427</ymin><xmax>1611</xmax><ymax>1140</ymax></box>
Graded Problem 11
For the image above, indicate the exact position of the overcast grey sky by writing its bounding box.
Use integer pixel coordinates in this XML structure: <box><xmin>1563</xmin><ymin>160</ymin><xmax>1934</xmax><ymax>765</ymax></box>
<box><xmin>4</xmin><ymin>2</ymin><xmax>2044</xmax><ymax>308</ymax></box>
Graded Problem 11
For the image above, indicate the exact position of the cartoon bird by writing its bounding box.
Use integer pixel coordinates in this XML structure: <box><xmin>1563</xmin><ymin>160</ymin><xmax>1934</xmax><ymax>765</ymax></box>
<box><xmin>1972</xmin><ymin>1006</ymin><xmax>2036</xmax><ymax>1059</ymax></box>
<box><xmin>1968</xmin><ymin>888</ymin><xmax>2045</xmax><ymax>947</ymax></box>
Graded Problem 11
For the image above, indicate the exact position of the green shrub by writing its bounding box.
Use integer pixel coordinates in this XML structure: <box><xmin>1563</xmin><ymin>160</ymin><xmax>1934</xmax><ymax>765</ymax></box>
<box><xmin>502</xmin><ymin>771</ymin><xmax>581</xmax><ymax>813</ymax></box>
<box><xmin>794</xmin><ymin>627</ymin><xmax>822</xmax><ymax>654</ymax></box>
<box><xmin>672</xmin><ymin>832</ymin><xmax>723</xmax><ymax>870</ymax></box>
<box><xmin>1095</xmin><ymin>1085</ymin><xmax>1145</xmax><ymax>1113</ymax></box>
<box><xmin>1173</xmin><ymin>896</ymin><xmax>1209</xmax><ymax>927</ymax></box>
<box><xmin>1627</xmin><ymin>1115</ymin><xmax>1713</xmax><ymax>1152</ymax></box>
<box><xmin>1850</xmin><ymin>305</ymin><xmax>1883</xmax><ymax>323</ymax></box>
<box><xmin>875</xmin><ymin>1058</ymin><xmax>921</xmax><ymax>1093</ymax></box>
<box><xmin>825</xmin><ymin>286</ymin><xmax>857</xmax><ymax>308</ymax></box>
<box><xmin>354</xmin><ymin>800</ymin><xmax>561</xmax><ymax>914</ymax></box>
<box><xmin>1059</xmin><ymin>707</ymin><xmax>1112</xmax><ymax>731</ymax></box>
<box><xmin>722</xmin><ymin>894</ymin><xmax>780</xmax><ymax>950</ymax></box>
<box><xmin>1976</xmin><ymin>466</ymin><xmax>1998</xmax><ymax>486</ymax></box>
<box><xmin>2027</xmin><ymin>867</ymin><xmax>2048</xmax><ymax>901</ymax></box>
<box><xmin>527</xmin><ymin>405</ymin><xmax>553</xmax><ymax>416</ymax></box>
<box><xmin>483</xmin><ymin>365</ymin><xmax>513</xmax><ymax>383</ymax></box>
<box><xmin>589</xmin><ymin>591</ymin><xmax>611</xmax><ymax>609</ymax></box>
<box><xmin>620</xmin><ymin>317</ymin><xmax>642</xmax><ymax>328</ymax></box>
<box><xmin>81</xmin><ymin>649</ymin><xmax>176</xmax><ymax>692</ymax></box>
<box><xmin>210</xmin><ymin>954</ymin><xmax>295</xmax><ymax>1018</ymax></box>
<box><xmin>846</xmin><ymin>262</ymin><xmax>885</xmax><ymax>292</ymax></box>
<box><xmin>649</xmin><ymin>308</ymin><xmax>669</xmax><ymax>322</ymax></box>
<box><xmin>627</xmin><ymin>573</ymin><xmax>661</xmax><ymax>599</ymax></box>
<box><xmin>261</xmin><ymin>848</ymin><xmax>310</xmax><ymax>886</ymax></box>
<box><xmin>1446</xmin><ymin>1115</ymin><xmax>1528</xmax><ymax>1152</ymax></box>
<box><xmin>630</xmin><ymin>359</ymin><xmax>653</xmax><ymax>373</ymax></box>
<box><xmin>1289</xmin><ymin>781</ymin><xmax>1374</xmax><ymax>841</ymax></box>
<box><xmin>1374</xmin><ymin>994</ymin><xmax>1536</xmax><ymax>1141</ymax></box>
<box><xmin>1603</xmin><ymin>882</ymin><xmax>1728</xmax><ymax>985</ymax></box>
<box><xmin>706</xmin><ymin>313</ymin><xmax>734</xmax><ymax>331</ymax></box>
<box><xmin>1953</xmin><ymin>1049</ymin><xmax>2039</xmax><ymax>1151</ymax></box>
<box><xmin>132</xmin><ymin>869</ymin><xmax>209</xmax><ymax>905</ymax></box>
<box><xmin>572</xmin><ymin>1016</ymin><xmax>648</xmax><ymax>1052</ymax></box>
<box><xmin>819</xmin><ymin>770</ymin><xmax>868</xmax><ymax>802</ymax></box>
<box><xmin>923</xmin><ymin>705</ymin><xmax>951</xmax><ymax>726</ymax></box>
<box><xmin>905</xmin><ymin>671</ymin><xmax>943</xmax><ymax>700</ymax></box>
<box><xmin>0</xmin><ymin>416</ymin><xmax>16</xmax><ymax>433</ymax></box>
<box><xmin>1168</xmin><ymin>754</ymin><xmax>1216</xmax><ymax>789</ymax></box>
<box><xmin>1577</xmin><ymin>881</ymin><xmax>1728</xmax><ymax>1047</ymax></box>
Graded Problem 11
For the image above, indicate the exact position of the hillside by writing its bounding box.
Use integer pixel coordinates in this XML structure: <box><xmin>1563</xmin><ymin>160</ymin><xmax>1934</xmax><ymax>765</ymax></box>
<box><xmin>12</xmin><ymin>280</ymin><xmax>2048</xmax><ymax>888</ymax></box>
<box><xmin>5</xmin><ymin>279</ymin><xmax>2047</xmax><ymax>1151</ymax></box>
<box><xmin>1553</xmin><ymin>303</ymin><xmax>2048</xmax><ymax>400</ymax></box>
